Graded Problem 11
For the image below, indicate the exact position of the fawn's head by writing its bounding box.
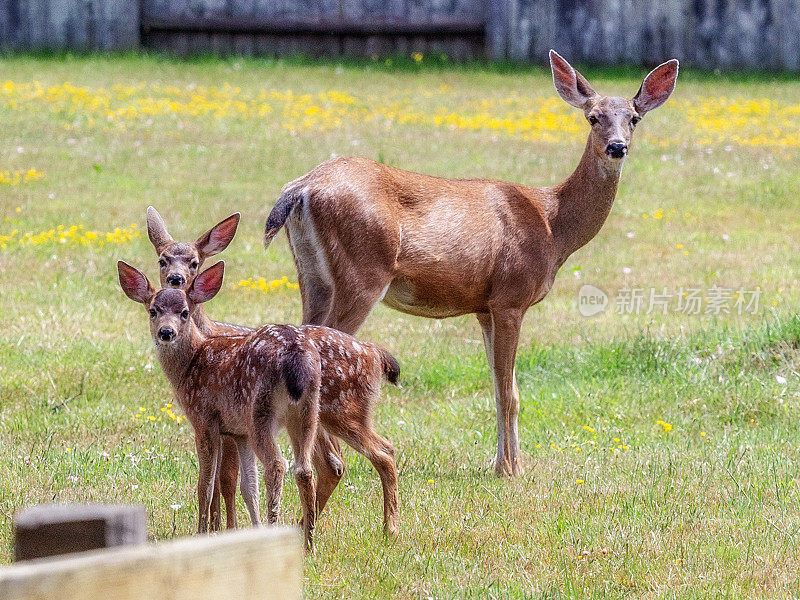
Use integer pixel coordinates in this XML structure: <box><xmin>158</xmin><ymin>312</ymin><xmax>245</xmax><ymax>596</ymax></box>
<box><xmin>146</xmin><ymin>206</ymin><xmax>239</xmax><ymax>290</ymax></box>
<box><xmin>118</xmin><ymin>260</ymin><xmax>225</xmax><ymax>346</ymax></box>
<box><xmin>549</xmin><ymin>50</ymin><xmax>678</xmax><ymax>164</ymax></box>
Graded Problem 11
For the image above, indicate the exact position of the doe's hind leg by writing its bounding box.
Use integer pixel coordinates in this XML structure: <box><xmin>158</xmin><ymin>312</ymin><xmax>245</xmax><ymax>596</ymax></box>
<box><xmin>323</xmin><ymin>281</ymin><xmax>390</xmax><ymax>336</ymax></box>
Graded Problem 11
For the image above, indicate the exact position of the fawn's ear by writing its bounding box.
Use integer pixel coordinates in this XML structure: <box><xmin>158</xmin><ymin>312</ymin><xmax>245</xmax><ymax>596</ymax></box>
<box><xmin>118</xmin><ymin>261</ymin><xmax>155</xmax><ymax>305</ymax></box>
<box><xmin>196</xmin><ymin>213</ymin><xmax>240</xmax><ymax>258</ymax></box>
<box><xmin>146</xmin><ymin>206</ymin><xmax>174</xmax><ymax>254</ymax></box>
<box><xmin>188</xmin><ymin>261</ymin><xmax>225</xmax><ymax>304</ymax></box>
<box><xmin>549</xmin><ymin>49</ymin><xmax>598</xmax><ymax>110</ymax></box>
<box><xmin>633</xmin><ymin>59</ymin><xmax>679</xmax><ymax>115</ymax></box>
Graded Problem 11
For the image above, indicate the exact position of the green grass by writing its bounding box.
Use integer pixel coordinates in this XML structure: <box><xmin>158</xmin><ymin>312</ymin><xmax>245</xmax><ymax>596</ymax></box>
<box><xmin>1</xmin><ymin>53</ymin><xmax>799</xmax><ymax>598</ymax></box>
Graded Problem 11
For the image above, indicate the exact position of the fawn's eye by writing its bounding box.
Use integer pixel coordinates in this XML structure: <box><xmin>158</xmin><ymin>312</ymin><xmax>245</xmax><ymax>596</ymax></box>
<box><xmin>149</xmin><ymin>309</ymin><xmax>157</xmax><ymax>318</ymax></box>
<box><xmin>158</xmin><ymin>259</ymin><xmax>166</xmax><ymax>268</ymax></box>
<box><xmin>631</xmin><ymin>116</ymin><xmax>641</xmax><ymax>126</ymax></box>
<box><xmin>181</xmin><ymin>309</ymin><xmax>189</xmax><ymax>320</ymax></box>
<box><xmin>588</xmin><ymin>115</ymin><xmax>599</xmax><ymax>125</ymax></box>
<box><xmin>190</xmin><ymin>261</ymin><xmax>199</xmax><ymax>270</ymax></box>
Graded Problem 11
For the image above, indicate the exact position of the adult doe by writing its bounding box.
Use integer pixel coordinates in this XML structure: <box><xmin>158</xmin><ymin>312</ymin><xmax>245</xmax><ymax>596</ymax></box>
<box><xmin>264</xmin><ymin>50</ymin><xmax>679</xmax><ymax>476</ymax></box>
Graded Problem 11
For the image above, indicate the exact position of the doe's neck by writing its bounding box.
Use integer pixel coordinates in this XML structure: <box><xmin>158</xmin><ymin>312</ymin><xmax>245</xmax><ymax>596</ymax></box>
<box><xmin>549</xmin><ymin>137</ymin><xmax>623</xmax><ymax>264</ymax></box>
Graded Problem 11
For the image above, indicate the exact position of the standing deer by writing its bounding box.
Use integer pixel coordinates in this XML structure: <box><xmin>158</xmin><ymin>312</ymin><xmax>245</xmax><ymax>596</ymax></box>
<box><xmin>145</xmin><ymin>208</ymin><xmax>244</xmax><ymax>530</ymax></box>
<box><xmin>118</xmin><ymin>260</ymin><xmax>321</xmax><ymax>549</ymax></box>
<box><xmin>146</xmin><ymin>207</ymin><xmax>398</xmax><ymax>528</ymax></box>
<box><xmin>263</xmin><ymin>50</ymin><xmax>679</xmax><ymax>476</ymax></box>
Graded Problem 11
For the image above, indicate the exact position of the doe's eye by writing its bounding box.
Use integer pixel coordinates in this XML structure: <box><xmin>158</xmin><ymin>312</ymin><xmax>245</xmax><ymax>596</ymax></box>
<box><xmin>588</xmin><ymin>115</ymin><xmax>599</xmax><ymax>125</ymax></box>
<box><xmin>158</xmin><ymin>259</ymin><xmax>166</xmax><ymax>268</ymax></box>
<box><xmin>181</xmin><ymin>309</ymin><xmax>190</xmax><ymax>320</ymax></box>
<box><xmin>631</xmin><ymin>116</ymin><xmax>641</xmax><ymax>126</ymax></box>
<box><xmin>190</xmin><ymin>261</ymin><xmax>199</xmax><ymax>270</ymax></box>
<box><xmin>149</xmin><ymin>309</ymin><xmax>157</xmax><ymax>318</ymax></box>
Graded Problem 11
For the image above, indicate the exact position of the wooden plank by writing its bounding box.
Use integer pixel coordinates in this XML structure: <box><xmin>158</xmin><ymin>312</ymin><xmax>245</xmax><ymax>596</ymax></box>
<box><xmin>14</xmin><ymin>504</ymin><xmax>146</xmax><ymax>562</ymax></box>
<box><xmin>0</xmin><ymin>527</ymin><xmax>302</xmax><ymax>600</ymax></box>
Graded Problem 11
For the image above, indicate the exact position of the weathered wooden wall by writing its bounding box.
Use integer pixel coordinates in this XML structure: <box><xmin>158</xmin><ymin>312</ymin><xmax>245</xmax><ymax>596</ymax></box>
<box><xmin>140</xmin><ymin>0</ymin><xmax>486</xmax><ymax>59</ymax></box>
<box><xmin>497</xmin><ymin>0</ymin><xmax>800</xmax><ymax>70</ymax></box>
<box><xmin>2</xmin><ymin>0</ymin><xmax>800</xmax><ymax>70</ymax></box>
<box><xmin>0</xmin><ymin>0</ymin><xmax>138</xmax><ymax>51</ymax></box>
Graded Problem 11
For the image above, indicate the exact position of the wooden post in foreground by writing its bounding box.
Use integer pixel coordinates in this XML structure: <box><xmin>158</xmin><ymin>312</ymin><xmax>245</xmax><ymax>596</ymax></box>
<box><xmin>14</xmin><ymin>504</ymin><xmax>147</xmax><ymax>561</ymax></box>
<box><xmin>0</xmin><ymin>527</ymin><xmax>302</xmax><ymax>600</ymax></box>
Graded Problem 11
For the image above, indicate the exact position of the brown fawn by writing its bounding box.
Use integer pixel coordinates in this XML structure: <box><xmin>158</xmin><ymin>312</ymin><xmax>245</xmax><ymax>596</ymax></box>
<box><xmin>264</xmin><ymin>50</ymin><xmax>679</xmax><ymax>477</ymax></box>
<box><xmin>146</xmin><ymin>208</ymin><xmax>244</xmax><ymax>530</ymax></box>
<box><xmin>118</xmin><ymin>260</ymin><xmax>401</xmax><ymax>547</ymax></box>
<box><xmin>146</xmin><ymin>207</ymin><xmax>397</xmax><ymax>527</ymax></box>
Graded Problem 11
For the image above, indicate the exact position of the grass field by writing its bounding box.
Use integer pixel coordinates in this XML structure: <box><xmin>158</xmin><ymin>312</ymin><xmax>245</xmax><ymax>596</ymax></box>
<box><xmin>1</xmin><ymin>53</ymin><xmax>799</xmax><ymax>598</ymax></box>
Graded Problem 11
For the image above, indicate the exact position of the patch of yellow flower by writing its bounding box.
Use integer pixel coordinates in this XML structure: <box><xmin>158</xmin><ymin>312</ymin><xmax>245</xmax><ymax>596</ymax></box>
<box><xmin>235</xmin><ymin>275</ymin><xmax>299</xmax><ymax>293</ymax></box>
<box><xmin>656</xmin><ymin>419</ymin><xmax>673</xmax><ymax>433</ymax></box>
<box><xmin>0</xmin><ymin>168</ymin><xmax>44</xmax><ymax>185</ymax></box>
<box><xmin>0</xmin><ymin>223</ymin><xmax>140</xmax><ymax>249</ymax></box>
<box><xmin>2</xmin><ymin>78</ymin><xmax>796</xmax><ymax>154</ymax></box>
<box><xmin>679</xmin><ymin>96</ymin><xmax>800</xmax><ymax>147</ymax></box>
<box><xmin>0</xmin><ymin>78</ymin><xmax>589</xmax><ymax>143</ymax></box>
<box><xmin>132</xmin><ymin>403</ymin><xmax>185</xmax><ymax>424</ymax></box>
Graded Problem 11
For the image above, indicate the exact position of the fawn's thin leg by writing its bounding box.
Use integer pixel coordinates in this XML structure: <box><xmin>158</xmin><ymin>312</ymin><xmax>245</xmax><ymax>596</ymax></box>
<box><xmin>488</xmin><ymin>308</ymin><xmax>524</xmax><ymax>477</ymax></box>
<box><xmin>324</xmin><ymin>419</ymin><xmax>399</xmax><ymax>536</ymax></box>
<box><xmin>251</xmin><ymin>427</ymin><xmax>286</xmax><ymax>527</ymax></box>
<box><xmin>287</xmin><ymin>406</ymin><xmax>319</xmax><ymax>552</ymax></box>
<box><xmin>313</xmin><ymin>430</ymin><xmax>344</xmax><ymax>517</ymax></box>
<box><xmin>219</xmin><ymin>436</ymin><xmax>240</xmax><ymax>529</ymax></box>
<box><xmin>234</xmin><ymin>436</ymin><xmax>261</xmax><ymax>526</ymax></box>
<box><xmin>195</xmin><ymin>427</ymin><xmax>221</xmax><ymax>533</ymax></box>
<box><xmin>210</xmin><ymin>447</ymin><xmax>222</xmax><ymax>532</ymax></box>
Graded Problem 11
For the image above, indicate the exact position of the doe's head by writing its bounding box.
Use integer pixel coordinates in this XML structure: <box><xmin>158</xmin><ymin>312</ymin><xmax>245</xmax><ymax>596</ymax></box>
<box><xmin>146</xmin><ymin>206</ymin><xmax>239</xmax><ymax>290</ymax></box>
<box><xmin>549</xmin><ymin>50</ymin><xmax>678</xmax><ymax>163</ymax></box>
<box><xmin>118</xmin><ymin>260</ymin><xmax>225</xmax><ymax>346</ymax></box>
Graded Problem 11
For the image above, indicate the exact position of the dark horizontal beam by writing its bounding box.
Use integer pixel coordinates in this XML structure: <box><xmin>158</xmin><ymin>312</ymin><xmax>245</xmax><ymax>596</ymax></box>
<box><xmin>141</xmin><ymin>15</ymin><xmax>486</xmax><ymax>37</ymax></box>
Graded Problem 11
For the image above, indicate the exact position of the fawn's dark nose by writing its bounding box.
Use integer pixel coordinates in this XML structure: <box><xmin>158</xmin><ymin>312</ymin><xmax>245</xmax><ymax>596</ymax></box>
<box><xmin>606</xmin><ymin>142</ymin><xmax>627</xmax><ymax>159</ymax></box>
<box><xmin>158</xmin><ymin>328</ymin><xmax>175</xmax><ymax>342</ymax></box>
<box><xmin>166</xmin><ymin>274</ymin><xmax>184</xmax><ymax>287</ymax></box>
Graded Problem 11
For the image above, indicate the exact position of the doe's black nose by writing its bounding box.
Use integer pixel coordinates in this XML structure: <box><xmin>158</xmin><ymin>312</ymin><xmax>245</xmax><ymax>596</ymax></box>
<box><xmin>158</xmin><ymin>328</ymin><xmax>175</xmax><ymax>342</ymax></box>
<box><xmin>166</xmin><ymin>274</ymin><xmax>184</xmax><ymax>287</ymax></box>
<box><xmin>606</xmin><ymin>142</ymin><xmax>627</xmax><ymax>159</ymax></box>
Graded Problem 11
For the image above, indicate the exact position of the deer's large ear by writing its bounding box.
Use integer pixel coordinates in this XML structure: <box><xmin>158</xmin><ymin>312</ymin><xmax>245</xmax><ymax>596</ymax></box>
<box><xmin>195</xmin><ymin>213</ymin><xmax>240</xmax><ymax>258</ymax></box>
<box><xmin>188</xmin><ymin>261</ymin><xmax>225</xmax><ymax>304</ymax></box>
<box><xmin>146</xmin><ymin>206</ymin><xmax>174</xmax><ymax>254</ymax></box>
<box><xmin>633</xmin><ymin>59</ymin><xmax>679</xmax><ymax>115</ymax></box>
<box><xmin>118</xmin><ymin>261</ymin><xmax>155</xmax><ymax>305</ymax></box>
<box><xmin>549</xmin><ymin>49</ymin><xmax>598</xmax><ymax>110</ymax></box>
